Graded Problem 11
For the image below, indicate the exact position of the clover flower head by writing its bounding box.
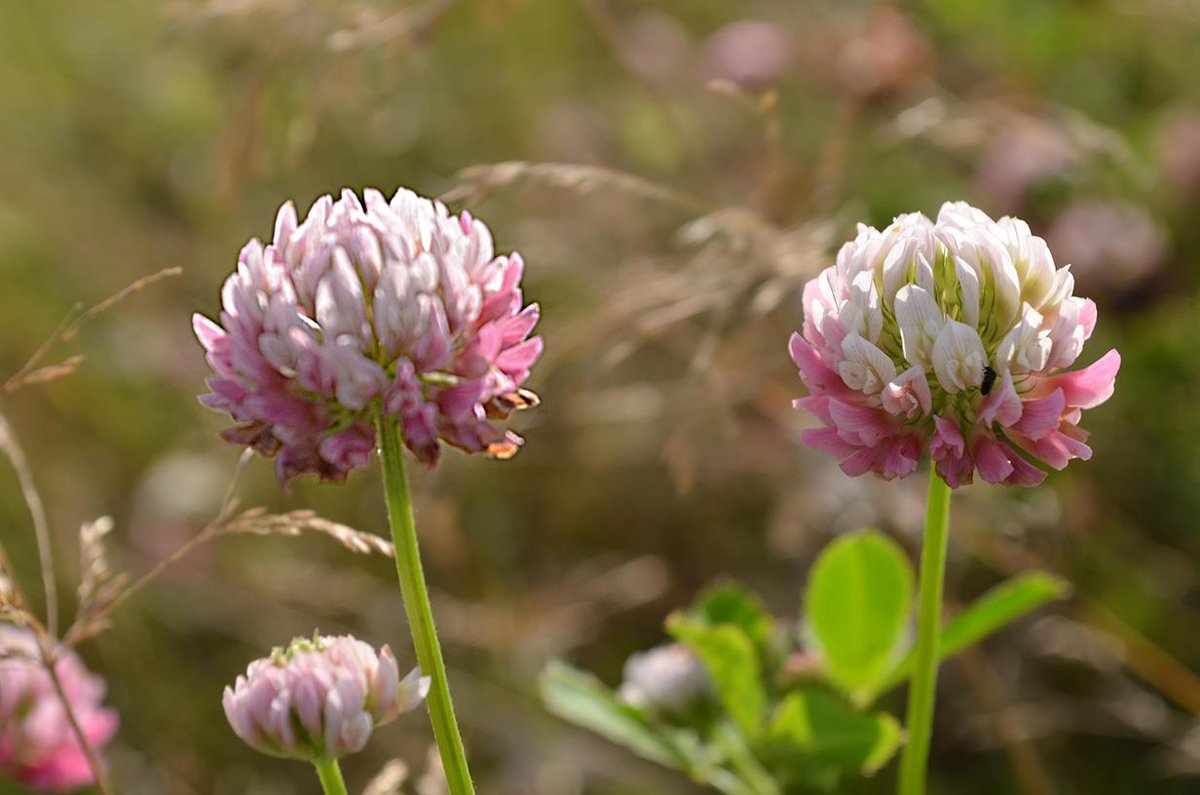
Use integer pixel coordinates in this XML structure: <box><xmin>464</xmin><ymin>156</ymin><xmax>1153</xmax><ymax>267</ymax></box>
<box><xmin>618</xmin><ymin>643</ymin><xmax>711</xmax><ymax>715</ymax></box>
<box><xmin>789</xmin><ymin>201</ymin><xmax>1120</xmax><ymax>487</ymax></box>
<box><xmin>0</xmin><ymin>625</ymin><xmax>118</xmax><ymax>791</ymax></box>
<box><xmin>194</xmin><ymin>187</ymin><xmax>543</xmax><ymax>484</ymax></box>
<box><xmin>222</xmin><ymin>634</ymin><xmax>428</xmax><ymax>762</ymax></box>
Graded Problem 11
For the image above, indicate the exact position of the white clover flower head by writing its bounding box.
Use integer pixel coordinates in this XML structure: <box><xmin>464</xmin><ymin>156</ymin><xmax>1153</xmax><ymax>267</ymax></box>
<box><xmin>194</xmin><ymin>187</ymin><xmax>543</xmax><ymax>485</ymax></box>
<box><xmin>222</xmin><ymin>634</ymin><xmax>429</xmax><ymax>762</ymax></box>
<box><xmin>617</xmin><ymin>643</ymin><xmax>711</xmax><ymax>715</ymax></box>
<box><xmin>789</xmin><ymin>201</ymin><xmax>1120</xmax><ymax>487</ymax></box>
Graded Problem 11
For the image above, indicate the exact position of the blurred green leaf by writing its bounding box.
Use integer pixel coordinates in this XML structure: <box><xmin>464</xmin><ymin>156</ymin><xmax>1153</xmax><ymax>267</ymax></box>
<box><xmin>669</xmin><ymin>618</ymin><xmax>765</xmax><ymax>737</ymax></box>
<box><xmin>804</xmin><ymin>531</ymin><xmax>914</xmax><ymax>700</ymax></box>
<box><xmin>881</xmin><ymin>571</ymin><xmax>1070</xmax><ymax>692</ymax></box>
<box><xmin>692</xmin><ymin>582</ymin><xmax>776</xmax><ymax>656</ymax></box>
<box><xmin>540</xmin><ymin>660</ymin><xmax>687</xmax><ymax>770</ymax></box>
<box><xmin>762</xmin><ymin>690</ymin><xmax>903</xmax><ymax>775</ymax></box>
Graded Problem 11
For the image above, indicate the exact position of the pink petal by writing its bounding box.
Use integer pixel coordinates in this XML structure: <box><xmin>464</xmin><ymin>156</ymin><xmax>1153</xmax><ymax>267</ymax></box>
<box><xmin>794</xmin><ymin>395</ymin><xmax>833</xmax><ymax>424</ymax></box>
<box><xmin>1079</xmin><ymin>298</ymin><xmax>1097</xmax><ymax>341</ymax></box>
<box><xmin>931</xmin><ymin>416</ymin><xmax>972</xmax><ymax>487</ymax></box>
<box><xmin>192</xmin><ymin>313</ymin><xmax>226</xmax><ymax>351</ymax></box>
<box><xmin>1005</xmin><ymin>448</ymin><xmax>1047</xmax><ymax>487</ymax></box>
<box><xmin>882</xmin><ymin>434</ymin><xmax>922</xmax><ymax>479</ymax></box>
<box><xmin>496</xmin><ymin>303</ymin><xmax>540</xmax><ymax>347</ymax></box>
<box><xmin>1013</xmin><ymin>388</ymin><xmax>1066</xmax><ymax>441</ymax></box>
<box><xmin>495</xmin><ymin>337</ymin><xmax>544</xmax><ymax>375</ymax></box>
<box><xmin>789</xmin><ymin>333</ymin><xmax>854</xmax><ymax>398</ymax></box>
<box><xmin>935</xmin><ymin>453</ymin><xmax>975</xmax><ymax>488</ymax></box>
<box><xmin>973</xmin><ymin>435</ymin><xmax>1015</xmax><ymax>484</ymax></box>
<box><xmin>800</xmin><ymin>427</ymin><xmax>857</xmax><ymax>458</ymax></box>
<box><xmin>840</xmin><ymin>446</ymin><xmax>885</xmax><ymax>477</ymax></box>
<box><xmin>438</xmin><ymin>380</ymin><xmax>487</xmax><ymax>422</ymax></box>
<box><xmin>930</xmin><ymin>415</ymin><xmax>965</xmax><ymax>460</ymax></box>
<box><xmin>1042</xmin><ymin>349</ymin><xmax>1120</xmax><ymax>409</ymax></box>
<box><xmin>1009</xmin><ymin>428</ymin><xmax>1092</xmax><ymax>470</ymax></box>
<box><xmin>978</xmin><ymin>367</ymin><xmax>1022</xmax><ymax>427</ymax></box>
<box><xmin>827</xmin><ymin>399</ymin><xmax>898</xmax><ymax>447</ymax></box>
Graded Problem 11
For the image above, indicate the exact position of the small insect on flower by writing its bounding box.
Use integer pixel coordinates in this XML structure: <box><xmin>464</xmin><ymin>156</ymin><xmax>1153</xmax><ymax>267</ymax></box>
<box><xmin>980</xmin><ymin>365</ymin><xmax>998</xmax><ymax>396</ymax></box>
<box><xmin>788</xmin><ymin>201</ymin><xmax>1120</xmax><ymax>487</ymax></box>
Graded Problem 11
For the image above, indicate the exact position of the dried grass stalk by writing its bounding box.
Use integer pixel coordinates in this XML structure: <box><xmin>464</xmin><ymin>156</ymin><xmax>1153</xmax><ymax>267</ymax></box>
<box><xmin>219</xmin><ymin>507</ymin><xmax>395</xmax><ymax>557</ymax></box>
<box><xmin>363</xmin><ymin>759</ymin><xmax>411</xmax><ymax>795</ymax></box>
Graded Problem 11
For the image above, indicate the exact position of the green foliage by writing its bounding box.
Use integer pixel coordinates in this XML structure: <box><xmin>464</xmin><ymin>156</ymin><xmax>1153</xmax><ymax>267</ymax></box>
<box><xmin>544</xmin><ymin>533</ymin><xmax>1069</xmax><ymax>793</ymax></box>
<box><xmin>540</xmin><ymin>661</ymin><xmax>693</xmax><ymax>771</ymax></box>
<box><xmin>880</xmin><ymin>571</ymin><xmax>1070</xmax><ymax>693</ymax></box>
<box><xmin>804</xmin><ymin>531</ymin><xmax>914</xmax><ymax>703</ymax></box>
<box><xmin>669</xmin><ymin>618</ymin><xmax>766</xmax><ymax>737</ymax></box>
<box><xmin>691</xmin><ymin>583</ymin><xmax>778</xmax><ymax>659</ymax></box>
<box><xmin>763</xmin><ymin>691</ymin><xmax>902</xmax><ymax>778</ymax></box>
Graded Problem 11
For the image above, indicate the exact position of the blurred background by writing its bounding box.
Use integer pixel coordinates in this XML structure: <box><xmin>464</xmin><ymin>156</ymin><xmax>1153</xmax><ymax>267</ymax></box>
<box><xmin>2</xmin><ymin>0</ymin><xmax>1199</xmax><ymax>792</ymax></box>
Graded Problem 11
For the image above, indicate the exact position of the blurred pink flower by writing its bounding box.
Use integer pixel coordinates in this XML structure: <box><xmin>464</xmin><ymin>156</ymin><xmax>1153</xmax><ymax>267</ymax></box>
<box><xmin>1045</xmin><ymin>201</ymin><xmax>1166</xmax><ymax>295</ymax></box>
<box><xmin>0</xmin><ymin>626</ymin><xmax>118</xmax><ymax>792</ymax></box>
<box><xmin>974</xmin><ymin>123</ymin><xmax>1077</xmax><ymax>213</ymax></box>
<box><xmin>223</xmin><ymin>634</ymin><xmax>428</xmax><ymax>762</ymax></box>
<box><xmin>700</xmin><ymin>20</ymin><xmax>795</xmax><ymax>89</ymax></box>
<box><xmin>789</xmin><ymin>202</ymin><xmax>1119</xmax><ymax>487</ymax></box>
<box><xmin>194</xmin><ymin>187</ymin><xmax>543</xmax><ymax>484</ymax></box>
<box><xmin>1158</xmin><ymin>113</ymin><xmax>1200</xmax><ymax>194</ymax></box>
<box><xmin>834</xmin><ymin>9</ymin><xmax>932</xmax><ymax>102</ymax></box>
<box><xmin>622</xmin><ymin>11</ymin><xmax>692</xmax><ymax>87</ymax></box>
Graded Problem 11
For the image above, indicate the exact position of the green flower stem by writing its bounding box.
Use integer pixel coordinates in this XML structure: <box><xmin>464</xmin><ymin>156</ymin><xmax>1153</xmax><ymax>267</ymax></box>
<box><xmin>314</xmin><ymin>758</ymin><xmax>349</xmax><ymax>795</ymax></box>
<box><xmin>377</xmin><ymin>417</ymin><xmax>476</xmax><ymax>795</ymax></box>
<box><xmin>713</xmin><ymin>722</ymin><xmax>780</xmax><ymax>795</ymax></box>
<box><xmin>898</xmin><ymin>472</ymin><xmax>952</xmax><ymax>795</ymax></box>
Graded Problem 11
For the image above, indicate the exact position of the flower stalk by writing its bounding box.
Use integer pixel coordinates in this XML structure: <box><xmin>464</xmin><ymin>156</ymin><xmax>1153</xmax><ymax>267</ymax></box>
<box><xmin>377</xmin><ymin>415</ymin><xmax>475</xmax><ymax>795</ymax></box>
<box><xmin>897</xmin><ymin>472</ymin><xmax>952</xmax><ymax>795</ymax></box>
<box><xmin>314</xmin><ymin>758</ymin><xmax>350</xmax><ymax>795</ymax></box>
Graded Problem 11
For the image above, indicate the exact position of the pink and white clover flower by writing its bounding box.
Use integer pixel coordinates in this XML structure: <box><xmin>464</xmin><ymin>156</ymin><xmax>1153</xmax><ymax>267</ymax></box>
<box><xmin>789</xmin><ymin>201</ymin><xmax>1119</xmax><ymax>488</ymax></box>
<box><xmin>194</xmin><ymin>187</ymin><xmax>543</xmax><ymax>484</ymax></box>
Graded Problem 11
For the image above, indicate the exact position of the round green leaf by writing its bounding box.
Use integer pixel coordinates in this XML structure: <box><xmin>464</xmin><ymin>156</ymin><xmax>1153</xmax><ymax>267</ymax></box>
<box><xmin>804</xmin><ymin>531</ymin><xmax>915</xmax><ymax>698</ymax></box>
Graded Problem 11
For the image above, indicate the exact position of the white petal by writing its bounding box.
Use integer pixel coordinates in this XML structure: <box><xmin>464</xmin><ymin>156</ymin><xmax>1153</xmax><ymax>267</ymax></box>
<box><xmin>983</xmin><ymin>239</ymin><xmax>1022</xmax><ymax>331</ymax></box>
<box><xmin>881</xmin><ymin>365</ymin><xmax>932</xmax><ymax>418</ymax></box>
<box><xmin>1045</xmin><ymin>265</ymin><xmax>1075</xmax><ymax>311</ymax></box>
<box><xmin>1017</xmin><ymin>234</ymin><xmax>1057</xmax><ymax>309</ymax></box>
<box><xmin>996</xmin><ymin>303</ymin><xmax>1051</xmax><ymax>374</ymax></box>
<box><xmin>1045</xmin><ymin>296</ymin><xmax>1087</xmax><ymax>369</ymax></box>
<box><xmin>937</xmin><ymin>201</ymin><xmax>995</xmax><ymax>228</ymax></box>
<box><xmin>893</xmin><ymin>284</ymin><xmax>944</xmax><ymax>368</ymax></box>
<box><xmin>931</xmin><ymin>319</ymin><xmax>986</xmax><ymax>393</ymax></box>
<box><xmin>838</xmin><ymin>270</ymin><xmax>884</xmax><ymax>343</ymax></box>
<box><xmin>880</xmin><ymin>238</ymin><xmax>914</xmax><ymax>305</ymax></box>
<box><xmin>838</xmin><ymin>332</ymin><xmax>898</xmax><ymax>395</ymax></box>
<box><xmin>953</xmin><ymin>255</ymin><xmax>981</xmax><ymax>329</ymax></box>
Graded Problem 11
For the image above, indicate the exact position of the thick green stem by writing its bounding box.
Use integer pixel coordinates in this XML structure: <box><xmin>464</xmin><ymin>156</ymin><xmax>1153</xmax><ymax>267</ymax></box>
<box><xmin>898</xmin><ymin>472</ymin><xmax>952</xmax><ymax>795</ymax></box>
<box><xmin>376</xmin><ymin>417</ymin><xmax>476</xmax><ymax>795</ymax></box>
<box><xmin>314</xmin><ymin>758</ymin><xmax>349</xmax><ymax>795</ymax></box>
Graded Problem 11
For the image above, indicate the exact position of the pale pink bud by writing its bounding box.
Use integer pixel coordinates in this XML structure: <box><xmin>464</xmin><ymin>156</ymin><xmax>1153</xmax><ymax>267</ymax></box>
<box><xmin>222</xmin><ymin>635</ymin><xmax>429</xmax><ymax>762</ymax></box>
